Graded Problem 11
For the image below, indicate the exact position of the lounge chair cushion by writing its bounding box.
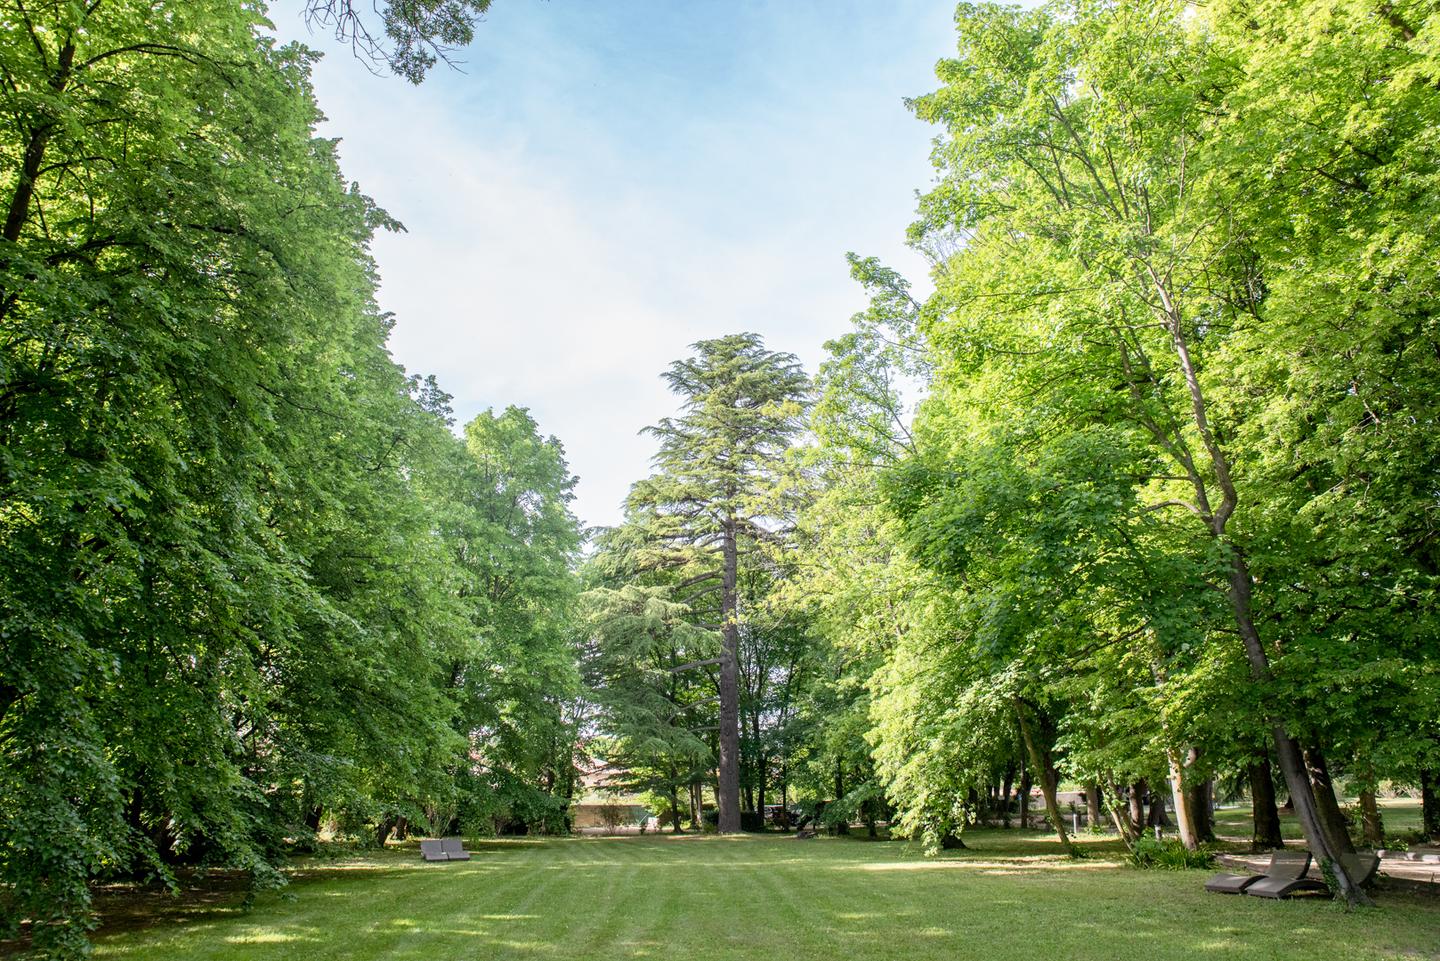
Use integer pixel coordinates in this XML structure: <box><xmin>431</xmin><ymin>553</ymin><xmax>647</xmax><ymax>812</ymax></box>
<box><xmin>1244</xmin><ymin>875</ymin><xmax>1328</xmax><ymax>899</ymax></box>
<box><xmin>441</xmin><ymin>837</ymin><xmax>471</xmax><ymax>861</ymax></box>
<box><xmin>1204</xmin><ymin>872</ymin><xmax>1261</xmax><ymax>894</ymax></box>
<box><xmin>420</xmin><ymin>839</ymin><xmax>449</xmax><ymax>862</ymax></box>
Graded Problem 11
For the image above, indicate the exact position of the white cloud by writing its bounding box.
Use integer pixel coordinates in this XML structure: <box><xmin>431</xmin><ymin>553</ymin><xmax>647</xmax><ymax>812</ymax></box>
<box><xmin>273</xmin><ymin>0</ymin><xmax>949</xmax><ymax>528</ymax></box>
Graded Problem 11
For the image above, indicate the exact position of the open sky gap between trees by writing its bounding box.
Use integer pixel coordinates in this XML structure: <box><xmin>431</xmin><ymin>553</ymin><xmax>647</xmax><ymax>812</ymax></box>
<box><xmin>1</xmin><ymin>0</ymin><xmax>1438</xmax><ymax>957</ymax></box>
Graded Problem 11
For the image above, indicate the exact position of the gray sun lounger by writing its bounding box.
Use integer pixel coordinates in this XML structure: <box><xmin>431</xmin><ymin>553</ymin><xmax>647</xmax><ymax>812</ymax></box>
<box><xmin>1245</xmin><ymin>852</ymin><xmax>1380</xmax><ymax>900</ymax></box>
<box><xmin>1205</xmin><ymin>851</ymin><xmax>1310</xmax><ymax>894</ymax></box>
<box><xmin>420</xmin><ymin>837</ymin><xmax>472</xmax><ymax>862</ymax></box>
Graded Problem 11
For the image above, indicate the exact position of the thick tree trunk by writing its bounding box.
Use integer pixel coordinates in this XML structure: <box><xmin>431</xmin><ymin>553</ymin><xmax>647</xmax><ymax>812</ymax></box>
<box><xmin>1165</xmin><ymin>750</ymin><xmax>1198</xmax><ymax>850</ymax></box>
<box><xmin>1186</xmin><ymin>776</ymin><xmax>1216</xmax><ymax>843</ymax></box>
<box><xmin>1224</xmin><ymin>552</ymin><xmax>1368</xmax><ymax>903</ymax></box>
<box><xmin>716</xmin><ymin>521</ymin><xmax>741</xmax><ymax>833</ymax></box>
<box><xmin>1358</xmin><ymin>790</ymin><xmax>1383</xmax><ymax>846</ymax></box>
<box><xmin>1306</xmin><ymin>748</ymin><xmax>1356</xmax><ymax>856</ymax></box>
<box><xmin>1249</xmin><ymin>756</ymin><xmax>1284</xmax><ymax>850</ymax></box>
<box><xmin>1421</xmin><ymin>768</ymin><xmax>1440</xmax><ymax>841</ymax></box>
<box><xmin>1148</xmin><ymin>789</ymin><xmax>1171</xmax><ymax>829</ymax></box>
<box><xmin>1129</xmin><ymin>780</ymin><xmax>1147</xmax><ymax>829</ymax></box>
<box><xmin>1085</xmin><ymin>782</ymin><xmax>1102</xmax><ymax>832</ymax></box>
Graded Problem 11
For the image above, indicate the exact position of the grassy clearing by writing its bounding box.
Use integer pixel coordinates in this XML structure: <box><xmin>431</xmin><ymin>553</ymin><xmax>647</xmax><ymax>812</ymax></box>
<box><xmin>86</xmin><ymin>828</ymin><xmax>1440</xmax><ymax>961</ymax></box>
<box><xmin>1211</xmin><ymin>799</ymin><xmax>1427</xmax><ymax>846</ymax></box>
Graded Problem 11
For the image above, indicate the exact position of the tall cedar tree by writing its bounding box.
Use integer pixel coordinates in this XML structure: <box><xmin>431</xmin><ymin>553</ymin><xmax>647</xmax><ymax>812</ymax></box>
<box><xmin>626</xmin><ymin>334</ymin><xmax>808</xmax><ymax>832</ymax></box>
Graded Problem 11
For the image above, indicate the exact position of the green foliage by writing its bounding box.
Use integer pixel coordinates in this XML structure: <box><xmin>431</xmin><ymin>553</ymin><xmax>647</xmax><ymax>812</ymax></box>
<box><xmin>0</xmin><ymin>3</ymin><xmax>582</xmax><ymax>953</ymax></box>
<box><xmin>1125</xmin><ymin>836</ymin><xmax>1215</xmax><ymax>871</ymax></box>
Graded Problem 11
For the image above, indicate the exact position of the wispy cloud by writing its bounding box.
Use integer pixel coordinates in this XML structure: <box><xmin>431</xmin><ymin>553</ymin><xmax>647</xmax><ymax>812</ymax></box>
<box><xmin>270</xmin><ymin>0</ymin><xmax>952</xmax><ymax>527</ymax></box>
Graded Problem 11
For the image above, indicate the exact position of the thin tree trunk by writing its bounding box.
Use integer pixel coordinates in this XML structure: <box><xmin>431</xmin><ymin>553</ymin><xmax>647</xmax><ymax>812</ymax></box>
<box><xmin>1002</xmin><ymin>767</ymin><xmax>1015</xmax><ymax>829</ymax></box>
<box><xmin>1249</xmin><ymin>756</ymin><xmax>1284</xmax><ymax>850</ymax></box>
<box><xmin>1147</xmin><ymin>275</ymin><xmax>1367</xmax><ymax>904</ymax></box>
<box><xmin>1016</xmin><ymin>705</ymin><xmax>1069</xmax><ymax>846</ymax></box>
<box><xmin>753</xmin><ymin>712</ymin><xmax>765</xmax><ymax>818</ymax></box>
<box><xmin>716</xmin><ymin>521</ymin><xmax>741</xmax><ymax>833</ymax></box>
<box><xmin>1108</xmin><ymin>781</ymin><xmax>1140</xmax><ymax>842</ymax></box>
<box><xmin>833</xmin><ymin>761</ymin><xmax>849</xmax><ymax>835</ymax></box>
<box><xmin>1018</xmin><ymin>765</ymin><xmax>1031</xmax><ymax>830</ymax></box>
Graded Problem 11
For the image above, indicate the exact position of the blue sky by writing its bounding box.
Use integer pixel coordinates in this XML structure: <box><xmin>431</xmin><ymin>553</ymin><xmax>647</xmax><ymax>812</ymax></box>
<box><xmin>268</xmin><ymin>0</ymin><xmax>957</xmax><ymax>528</ymax></box>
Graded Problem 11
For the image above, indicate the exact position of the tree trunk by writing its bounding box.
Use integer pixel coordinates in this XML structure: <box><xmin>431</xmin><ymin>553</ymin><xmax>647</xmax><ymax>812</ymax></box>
<box><xmin>1358</xmin><ymin>790</ymin><xmax>1383</xmax><ymax>846</ymax></box>
<box><xmin>1018</xmin><ymin>765</ymin><xmax>1031</xmax><ymax>830</ymax></box>
<box><xmin>1129</xmin><ymin>780</ymin><xmax>1147</xmax><ymax>829</ymax></box>
<box><xmin>1085</xmin><ymin>782</ymin><xmax>1101</xmax><ymax>832</ymax></box>
<box><xmin>1149</xmin><ymin>291</ymin><xmax>1367</xmax><ymax>903</ymax></box>
<box><xmin>1016</xmin><ymin>705</ymin><xmax>1069</xmax><ymax>846</ymax></box>
<box><xmin>1165</xmin><ymin>750</ymin><xmax>1198</xmax><ymax>850</ymax></box>
<box><xmin>833</xmin><ymin>761</ymin><xmax>849</xmax><ymax>835</ymax></box>
<box><xmin>1223</xmin><ymin>550</ymin><xmax>1368</xmax><ymax>903</ymax></box>
<box><xmin>1148</xmin><ymin>788</ymin><xmax>1171</xmax><ymax>829</ymax></box>
<box><xmin>1306</xmin><ymin>748</ymin><xmax>1356</xmax><ymax>856</ymax></box>
<box><xmin>1186</xmin><ymin>776</ymin><xmax>1216</xmax><ymax>843</ymax></box>
<box><xmin>1002</xmin><ymin>767</ymin><xmax>1015</xmax><ymax>829</ymax></box>
<box><xmin>1108</xmin><ymin>781</ymin><xmax>1140</xmax><ymax>843</ymax></box>
<box><xmin>1421</xmin><ymin>768</ymin><xmax>1440</xmax><ymax>842</ymax></box>
<box><xmin>716</xmin><ymin>521</ymin><xmax>741</xmax><ymax>833</ymax></box>
<box><xmin>1249</xmin><ymin>756</ymin><xmax>1284</xmax><ymax>850</ymax></box>
<box><xmin>753</xmin><ymin>712</ymin><xmax>766</xmax><ymax>817</ymax></box>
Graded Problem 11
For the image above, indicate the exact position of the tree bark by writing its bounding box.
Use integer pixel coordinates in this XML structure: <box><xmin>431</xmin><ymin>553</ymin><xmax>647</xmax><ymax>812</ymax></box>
<box><xmin>1002</xmin><ymin>767</ymin><xmax>1015</xmax><ymax>829</ymax></box>
<box><xmin>1165</xmin><ymin>750</ymin><xmax>1198</xmax><ymax>850</ymax></box>
<box><xmin>716</xmin><ymin>520</ymin><xmax>741</xmax><ymax>833</ymax></box>
<box><xmin>833</xmin><ymin>761</ymin><xmax>849</xmax><ymax>835</ymax></box>
<box><xmin>1249</xmin><ymin>756</ymin><xmax>1284</xmax><ymax>850</ymax></box>
<box><xmin>1085</xmin><ymin>782</ymin><xmax>1102</xmax><ymax>832</ymax></box>
<box><xmin>1358</xmin><ymin>790</ymin><xmax>1383</xmax><ymax>846</ymax></box>
<box><xmin>1186</xmin><ymin>776</ymin><xmax>1216</xmax><ymax>843</ymax></box>
<box><xmin>1148</xmin><ymin>788</ymin><xmax>1172</xmax><ymax>829</ymax></box>
<box><xmin>1147</xmin><ymin>277</ymin><xmax>1367</xmax><ymax>902</ymax></box>
<box><xmin>753</xmin><ymin>712</ymin><xmax>765</xmax><ymax>817</ymax></box>
<box><xmin>1306</xmin><ymin>747</ymin><xmax>1356</xmax><ymax>856</ymax></box>
<box><xmin>1018</xmin><ymin>764</ymin><xmax>1031</xmax><ymax>830</ymax></box>
<box><xmin>1225</xmin><ymin>551</ymin><xmax>1368</xmax><ymax>903</ymax></box>
<box><xmin>1129</xmin><ymin>780</ymin><xmax>1147</xmax><ymax>829</ymax></box>
<box><xmin>1016</xmin><ymin>705</ymin><xmax>1069</xmax><ymax>846</ymax></box>
<box><xmin>1422</xmin><ymin>768</ymin><xmax>1440</xmax><ymax>842</ymax></box>
<box><xmin>1108</xmin><ymin>781</ymin><xmax>1140</xmax><ymax>843</ymax></box>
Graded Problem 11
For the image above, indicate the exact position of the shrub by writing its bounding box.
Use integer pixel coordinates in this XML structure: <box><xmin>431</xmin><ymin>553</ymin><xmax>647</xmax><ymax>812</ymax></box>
<box><xmin>1126</xmin><ymin>836</ymin><xmax>1215</xmax><ymax>870</ymax></box>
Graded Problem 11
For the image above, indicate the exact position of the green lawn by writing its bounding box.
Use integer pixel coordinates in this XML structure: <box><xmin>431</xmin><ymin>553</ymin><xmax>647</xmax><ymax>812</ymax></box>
<box><xmin>85</xmin><ymin>829</ymin><xmax>1440</xmax><ymax>961</ymax></box>
<box><xmin>1211</xmin><ymin>799</ymin><xmax>1427</xmax><ymax>846</ymax></box>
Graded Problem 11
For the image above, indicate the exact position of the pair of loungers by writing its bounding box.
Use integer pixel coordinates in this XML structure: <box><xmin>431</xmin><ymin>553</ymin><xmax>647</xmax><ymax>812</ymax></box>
<box><xmin>1205</xmin><ymin>851</ymin><xmax>1380</xmax><ymax>898</ymax></box>
<box><xmin>420</xmin><ymin>838</ymin><xmax>472</xmax><ymax>862</ymax></box>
